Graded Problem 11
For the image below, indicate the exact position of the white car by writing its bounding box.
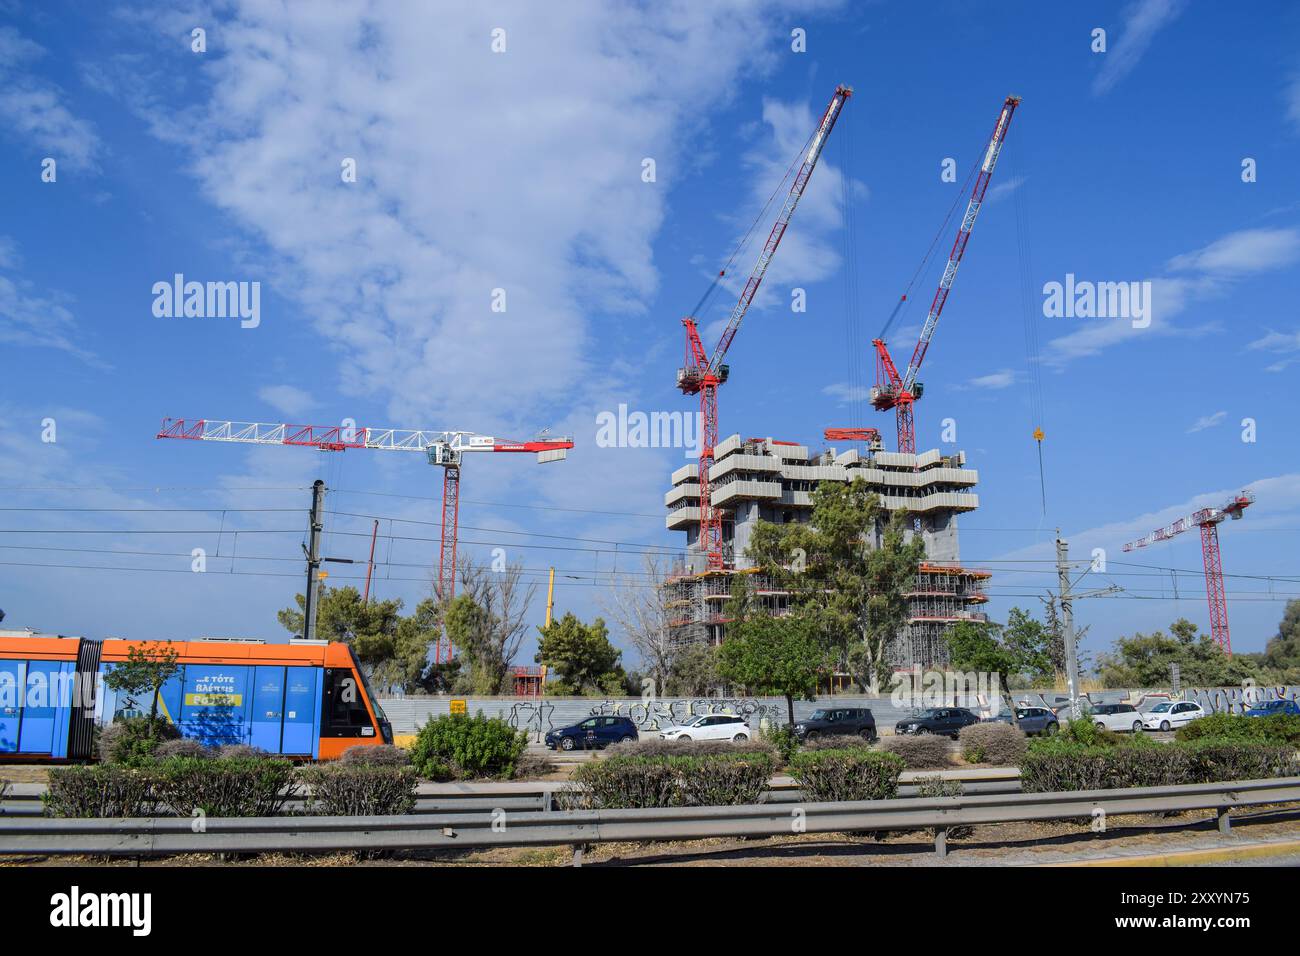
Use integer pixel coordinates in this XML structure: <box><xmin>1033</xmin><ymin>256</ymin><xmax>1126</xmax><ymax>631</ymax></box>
<box><xmin>658</xmin><ymin>714</ymin><xmax>750</xmax><ymax>743</ymax></box>
<box><xmin>1089</xmin><ymin>702</ymin><xmax>1145</xmax><ymax>733</ymax></box>
<box><xmin>1141</xmin><ymin>700</ymin><xmax>1205</xmax><ymax>732</ymax></box>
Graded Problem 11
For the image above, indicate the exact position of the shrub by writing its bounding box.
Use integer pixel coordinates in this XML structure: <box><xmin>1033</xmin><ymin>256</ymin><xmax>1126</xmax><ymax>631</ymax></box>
<box><xmin>1176</xmin><ymin>712</ymin><xmax>1300</xmax><ymax>746</ymax></box>
<box><xmin>801</xmin><ymin>734</ymin><xmax>870</xmax><ymax>752</ymax></box>
<box><xmin>44</xmin><ymin>766</ymin><xmax>159</xmax><ymax>818</ymax></box>
<box><xmin>1183</xmin><ymin>742</ymin><xmax>1300</xmax><ymax>783</ymax></box>
<box><xmin>880</xmin><ymin>733</ymin><xmax>952</xmax><ymax>770</ymax></box>
<box><xmin>339</xmin><ymin>744</ymin><xmax>410</xmax><ymax>767</ymax></box>
<box><xmin>675</xmin><ymin>753</ymin><xmax>775</xmax><ymax>807</ymax></box>
<box><xmin>215</xmin><ymin>744</ymin><xmax>268</xmax><ymax>760</ymax></box>
<box><xmin>569</xmin><ymin>752</ymin><xmax>775</xmax><ymax>809</ymax></box>
<box><xmin>958</xmin><ymin>723</ymin><xmax>1027</xmax><ymax>766</ymax></box>
<box><xmin>761</xmin><ymin>725</ymin><xmax>800</xmax><ymax>764</ymax></box>
<box><xmin>913</xmin><ymin>775</ymin><xmax>971</xmax><ymax>839</ymax></box>
<box><xmin>570</xmin><ymin>756</ymin><xmax>681</xmax><ymax>809</ymax></box>
<box><xmin>605</xmin><ymin>737</ymin><xmax>776</xmax><ymax>760</ymax></box>
<box><xmin>408</xmin><ymin>712</ymin><xmax>527</xmax><ymax>780</ymax></box>
<box><xmin>153</xmin><ymin>738</ymin><xmax>214</xmax><ymax>761</ymax></box>
<box><xmin>98</xmin><ymin>717</ymin><xmax>181</xmax><ymax>767</ymax></box>
<box><xmin>1021</xmin><ymin>739</ymin><xmax>1298</xmax><ymax>793</ymax></box>
<box><xmin>301</xmin><ymin>764</ymin><xmax>418</xmax><ymax>816</ymax></box>
<box><xmin>1057</xmin><ymin>717</ymin><xmax>1121</xmax><ymax>748</ymax></box>
<box><xmin>153</xmin><ymin>757</ymin><xmax>298</xmax><ymax>817</ymax></box>
<box><xmin>787</xmin><ymin>748</ymin><xmax>904</xmax><ymax>802</ymax></box>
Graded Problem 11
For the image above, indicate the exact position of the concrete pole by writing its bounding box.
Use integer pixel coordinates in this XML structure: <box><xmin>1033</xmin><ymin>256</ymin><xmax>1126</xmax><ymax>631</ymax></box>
<box><xmin>1056</xmin><ymin>531</ymin><xmax>1080</xmax><ymax>719</ymax></box>
<box><xmin>303</xmin><ymin>480</ymin><xmax>326</xmax><ymax>641</ymax></box>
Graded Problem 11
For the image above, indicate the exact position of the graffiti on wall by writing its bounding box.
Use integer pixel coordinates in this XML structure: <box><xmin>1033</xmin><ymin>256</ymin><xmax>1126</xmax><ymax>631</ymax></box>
<box><xmin>506</xmin><ymin>700</ymin><xmax>556</xmax><ymax>733</ymax></box>
<box><xmin>587</xmin><ymin>697</ymin><xmax>784</xmax><ymax>731</ymax></box>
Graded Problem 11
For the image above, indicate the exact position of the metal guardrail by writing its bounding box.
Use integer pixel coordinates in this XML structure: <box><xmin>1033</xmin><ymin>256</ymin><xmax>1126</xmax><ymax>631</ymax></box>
<box><xmin>2</xmin><ymin>776</ymin><xmax>1297</xmax><ymax>862</ymax></box>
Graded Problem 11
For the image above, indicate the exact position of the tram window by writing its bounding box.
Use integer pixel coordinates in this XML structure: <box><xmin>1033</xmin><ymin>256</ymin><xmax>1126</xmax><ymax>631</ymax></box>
<box><xmin>324</xmin><ymin>668</ymin><xmax>371</xmax><ymax>733</ymax></box>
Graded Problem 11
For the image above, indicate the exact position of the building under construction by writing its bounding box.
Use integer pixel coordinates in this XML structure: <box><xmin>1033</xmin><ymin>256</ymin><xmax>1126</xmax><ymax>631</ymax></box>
<box><xmin>663</xmin><ymin>434</ymin><xmax>989</xmax><ymax>669</ymax></box>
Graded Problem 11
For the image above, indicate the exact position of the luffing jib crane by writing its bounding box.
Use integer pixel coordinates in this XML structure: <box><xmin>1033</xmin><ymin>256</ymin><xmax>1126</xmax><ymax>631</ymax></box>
<box><xmin>157</xmin><ymin>418</ymin><xmax>573</xmax><ymax>662</ymax></box>
<box><xmin>1122</xmin><ymin>490</ymin><xmax>1255</xmax><ymax>655</ymax></box>
<box><xmin>870</xmin><ymin>95</ymin><xmax>1020</xmax><ymax>454</ymax></box>
<box><xmin>678</xmin><ymin>83</ymin><xmax>852</xmax><ymax>571</ymax></box>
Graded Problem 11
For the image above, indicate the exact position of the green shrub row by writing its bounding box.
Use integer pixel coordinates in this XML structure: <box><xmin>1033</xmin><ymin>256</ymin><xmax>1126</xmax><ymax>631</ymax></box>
<box><xmin>1175</xmin><ymin>712</ymin><xmax>1300</xmax><ymax>746</ymax></box>
<box><xmin>44</xmin><ymin>750</ymin><xmax>418</xmax><ymax>818</ymax></box>
<box><xmin>408</xmin><ymin>712</ymin><xmax>527</xmax><ymax>781</ymax></box>
<box><xmin>786</xmin><ymin>747</ymin><xmax>904</xmax><ymax>802</ymax></box>
<box><xmin>1021</xmin><ymin>738</ymin><xmax>1300</xmax><ymax>793</ymax></box>
<box><xmin>567</xmin><ymin>752</ymin><xmax>776</xmax><ymax>809</ymax></box>
<box><xmin>958</xmin><ymin>723</ymin><xmax>1027</xmax><ymax>766</ymax></box>
<box><xmin>880</xmin><ymin>733</ymin><xmax>952</xmax><ymax>769</ymax></box>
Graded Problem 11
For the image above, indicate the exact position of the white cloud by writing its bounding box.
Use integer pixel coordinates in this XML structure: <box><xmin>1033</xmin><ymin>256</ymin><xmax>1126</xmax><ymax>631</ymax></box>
<box><xmin>1246</xmin><ymin>329</ymin><xmax>1300</xmax><ymax>354</ymax></box>
<box><xmin>1167</xmin><ymin>227</ymin><xmax>1300</xmax><ymax>275</ymax></box>
<box><xmin>1041</xmin><ymin>227</ymin><xmax>1300</xmax><ymax>367</ymax></box>
<box><xmin>257</xmin><ymin>385</ymin><xmax>316</xmax><ymax>418</ymax></box>
<box><xmin>0</xmin><ymin>26</ymin><xmax>100</xmax><ymax>170</ymax></box>
<box><xmin>822</xmin><ymin>382</ymin><xmax>868</xmax><ymax>403</ymax></box>
<box><xmin>114</xmin><ymin>0</ymin><xmax>832</xmax><ymax>435</ymax></box>
<box><xmin>1186</xmin><ymin>410</ymin><xmax>1225</xmax><ymax>433</ymax></box>
<box><xmin>0</xmin><ymin>258</ymin><xmax>106</xmax><ymax>368</ymax></box>
<box><xmin>1092</xmin><ymin>0</ymin><xmax>1188</xmax><ymax>96</ymax></box>
<box><xmin>984</xmin><ymin>175</ymin><xmax>1025</xmax><ymax>204</ymax></box>
<box><xmin>958</xmin><ymin>369</ymin><xmax>1016</xmax><ymax>390</ymax></box>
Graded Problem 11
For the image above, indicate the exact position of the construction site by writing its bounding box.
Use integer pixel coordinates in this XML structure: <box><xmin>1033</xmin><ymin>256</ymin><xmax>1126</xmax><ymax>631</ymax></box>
<box><xmin>661</xmin><ymin>86</ymin><xmax>1017</xmax><ymax>673</ymax></box>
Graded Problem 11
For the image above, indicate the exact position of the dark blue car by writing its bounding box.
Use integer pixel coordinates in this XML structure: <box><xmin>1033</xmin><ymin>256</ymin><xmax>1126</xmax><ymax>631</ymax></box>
<box><xmin>1245</xmin><ymin>698</ymin><xmax>1300</xmax><ymax>717</ymax></box>
<box><xmin>545</xmin><ymin>715</ymin><xmax>639</xmax><ymax>751</ymax></box>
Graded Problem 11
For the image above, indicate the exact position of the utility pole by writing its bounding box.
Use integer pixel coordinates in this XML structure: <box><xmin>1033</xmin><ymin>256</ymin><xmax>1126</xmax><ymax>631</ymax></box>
<box><xmin>302</xmin><ymin>480</ymin><xmax>326</xmax><ymax>642</ymax></box>
<box><xmin>362</xmin><ymin>518</ymin><xmax>379</xmax><ymax>603</ymax></box>
<box><xmin>545</xmin><ymin>567</ymin><xmax>556</xmax><ymax>628</ymax></box>
<box><xmin>1055</xmin><ymin>531</ymin><xmax>1080</xmax><ymax>720</ymax></box>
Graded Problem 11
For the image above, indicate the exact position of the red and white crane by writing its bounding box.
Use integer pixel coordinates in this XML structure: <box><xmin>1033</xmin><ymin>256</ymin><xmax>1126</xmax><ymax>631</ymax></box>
<box><xmin>870</xmin><ymin>95</ymin><xmax>1020</xmax><ymax>454</ymax></box>
<box><xmin>1122</xmin><ymin>490</ymin><xmax>1255</xmax><ymax>654</ymax></box>
<box><xmin>157</xmin><ymin>418</ymin><xmax>573</xmax><ymax>661</ymax></box>
<box><xmin>678</xmin><ymin>83</ymin><xmax>852</xmax><ymax>571</ymax></box>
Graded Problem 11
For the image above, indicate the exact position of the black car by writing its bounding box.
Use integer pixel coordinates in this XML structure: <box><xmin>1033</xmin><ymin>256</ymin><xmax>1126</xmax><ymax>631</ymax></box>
<box><xmin>794</xmin><ymin>707</ymin><xmax>876</xmax><ymax>742</ymax></box>
<box><xmin>544</xmin><ymin>715</ymin><xmax>638</xmax><ymax>751</ymax></box>
<box><xmin>895</xmin><ymin>707</ymin><xmax>981</xmax><ymax>739</ymax></box>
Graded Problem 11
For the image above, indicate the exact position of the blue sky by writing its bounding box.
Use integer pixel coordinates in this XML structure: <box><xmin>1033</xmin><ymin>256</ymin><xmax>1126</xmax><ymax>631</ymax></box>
<box><xmin>1</xmin><ymin>0</ymin><xmax>1299</xmax><ymax>669</ymax></box>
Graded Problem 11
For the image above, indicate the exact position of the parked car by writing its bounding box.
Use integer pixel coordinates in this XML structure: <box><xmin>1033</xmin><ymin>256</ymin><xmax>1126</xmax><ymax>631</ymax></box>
<box><xmin>1089</xmin><ymin>702</ymin><xmax>1144</xmax><ymax>733</ymax></box>
<box><xmin>658</xmin><ymin>714</ymin><xmax>751</xmax><ymax>743</ymax></box>
<box><xmin>544</xmin><ymin>715</ymin><xmax>638</xmax><ymax>751</ymax></box>
<box><xmin>793</xmin><ymin>707</ymin><xmax>876</xmax><ymax>742</ymax></box>
<box><xmin>895</xmin><ymin>707</ymin><xmax>981</xmax><ymax>739</ymax></box>
<box><xmin>1013</xmin><ymin>706</ymin><xmax>1059</xmax><ymax>735</ymax></box>
<box><xmin>1140</xmin><ymin>700</ymin><xmax>1205</xmax><ymax>732</ymax></box>
<box><xmin>1245</xmin><ymin>698</ymin><xmax>1300</xmax><ymax>717</ymax></box>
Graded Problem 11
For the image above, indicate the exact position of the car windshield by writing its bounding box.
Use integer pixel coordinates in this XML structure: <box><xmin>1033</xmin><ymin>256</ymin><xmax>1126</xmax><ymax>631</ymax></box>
<box><xmin>1258</xmin><ymin>700</ymin><xmax>1285</xmax><ymax>711</ymax></box>
<box><xmin>682</xmin><ymin>715</ymin><xmax>708</xmax><ymax>727</ymax></box>
<box><xmin>1149</xmin><ymin>703</ymin><xmax>1172</xmax><ymax>713</ymax></box>
<box><xmin>918</xmin><ymin>709</ymin><xmax>943</xmax><ymax>718</ymax></box>
<box><xmin>810</xmin><ymin>710</ymin><xmax>830</xmax><ymax>721</ymax></box>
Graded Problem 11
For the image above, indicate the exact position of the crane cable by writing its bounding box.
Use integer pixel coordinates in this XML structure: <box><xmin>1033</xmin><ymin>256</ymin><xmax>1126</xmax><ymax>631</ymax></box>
<box><xmin>1011</xmin><ymin>141</ymin><xmax>1048</xmax><ymax>519</ymax></box>
<box><xmin>837</xmin><ymin>111</ymin><xmax>866</xmax><ymax>429</ymax></box>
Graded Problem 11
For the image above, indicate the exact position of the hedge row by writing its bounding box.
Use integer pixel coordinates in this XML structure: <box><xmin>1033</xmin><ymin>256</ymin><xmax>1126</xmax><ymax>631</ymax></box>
<box><xmin>43</xmin><ymin>754</ymin><xmax>418</xmax><ymax>818</ymax></box>
<box><xmin>566</xmin><ymin>752</ymin><xmax>775</xmax><ymax>809</ymax></box>
<box><xmin>1175</xmin><ymin>712</ymin><xmax>1300</xmax><ymax>746</ymax></box>
<box><xmin>1021</xmin><ymin>738</ymin><xmax>1300</xmax><ymax>793</ymax></box>
<box><xmin>786</xmin><ymin>748</ymin><xmax>904</xmax><ymax>802</ymax></box>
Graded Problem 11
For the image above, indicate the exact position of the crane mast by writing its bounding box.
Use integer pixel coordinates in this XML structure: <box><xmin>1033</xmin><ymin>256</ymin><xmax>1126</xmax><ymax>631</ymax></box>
<box><xmin>678</xmin><ymin>83</ymin><xmax>852</xmax><ymax>570</ymax></box>
<box><xmin>157</xmin><ymin>418</ymin><xmax>573</xmax><ymax>662</ymax></box>
<box><xmin>1122</xmin><ymin>490</ymin><xmax>1255</xmax><ymax>654</ymax></box>
<box><xmin>872</xmin><ymin>95</ymin><xmax>1020</xmax><ymax>454</ymax></box>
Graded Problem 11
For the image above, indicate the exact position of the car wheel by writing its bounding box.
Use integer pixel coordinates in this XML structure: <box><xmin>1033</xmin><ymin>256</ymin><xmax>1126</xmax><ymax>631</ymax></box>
<box><xmin>1160</xmin><ymin>720</ymin><xmax>1171</xmax><ymax>732</ymax></box>
<box><xmin>860</xmin><ymin>728</ymin><xmax>874</xmax><ymax>741</ymax></box>
<box><xmin>678</xmin><ymin>735</ymin><xmax>692</xmax><ymax>742</ymax></box>
<box><xmin>732</xmin><ymin>733</ymin><xmax>748</xmax><ymax>742</ymax></box>
<box><xmin>805</xmin><ymin>730</ymin><xmax>819</xmax><ymax>740</ymax></box>
<box><xmin>1132</xmin><ymin>720</ymin><xmax>1143</xmax><ymax>733</ymax></box>
<box><xmin>1045</xmin><ymin>722</ymin><xmax>1058</xmax><ymax>736</ymax></box>
<box><xmin>619</xmin><ymin>735</ymin><xmax>634</xmax><ymax>743</ymax></box>
<box><xmin>1095</xmin><ymin>721</ymin><xmax>1107</xmax><ymax>730</ymax></box>
<box><xmin>559</xmin><ymin>737</ymin><xmax>575</xmax><ymax>751</ymax></box>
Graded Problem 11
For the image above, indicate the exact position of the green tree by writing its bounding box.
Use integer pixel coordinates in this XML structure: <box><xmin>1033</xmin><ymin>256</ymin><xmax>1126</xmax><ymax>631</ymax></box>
<box><xmin>535</xmin><ymin>612</ymin><xmax>628</xmax><ymax>695</ymax></box>
<box><xmin>944</xmin><ymin>620</ymin><xmax>1017</xmax><ymax>700</ymax></box>
<box><xmin>1095</xmin><ymin>618</ymin><xmax>1261</xmax><ymax>687</ymax></box>
<box><xmin>443</xmin><ymin>558</ymin><xmax>535</xmax><ymax>695</ymax></box>
<box><xmin>278</xmin><ymin>585</ymin><xmax>404</xmax><ymax>676</ymax></box>
<box><xmin>102</xmin><ymin>641</ymin><xmax>180</xmax><ymax>738</ymax></box>
<box><xmin>665</xmin><ymin>643</ymin><xmax>720</xmax><ymax>696</ymax></box>
<box><xmin>1001</xmin><ymin>607</ymin><xmax>1056</xmax><ymax>685</ymax></box>
<box><xmin>717</xmin><ymin>611</ymin><xmax>828</xmax><ymax>727</ymax></box>
<box><xmin>745</xmin><ymin>478</ymin><xmax>922</xmax><ymax>693</ymax></box>
<box><xmin>1263</xmin><ymin>599</ymin><xmax>1300</xmax><ymax>673</ymax></box>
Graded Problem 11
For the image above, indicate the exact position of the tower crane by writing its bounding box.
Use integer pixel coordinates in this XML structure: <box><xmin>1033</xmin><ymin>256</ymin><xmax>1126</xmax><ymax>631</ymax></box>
<box><xmin>677</xmin><ymin>83</ymin><xmax>852</xmax><ymax>571</ymax></box>
<box><xmin>869</xmin><ymin>95</ymin><xmax>1020</xmax><ymax>454</ymax></box>
<box><xmin>1122</xmin><ymin>490</ymin><xmax>1255</xmax><ymax>654</ymax></box>
<box><xmin>157</xmin><ymin>418</ymin><xmax>573</xmax><ymax>662</ymax></box>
